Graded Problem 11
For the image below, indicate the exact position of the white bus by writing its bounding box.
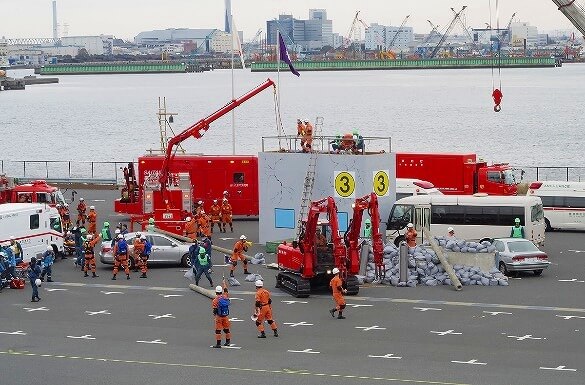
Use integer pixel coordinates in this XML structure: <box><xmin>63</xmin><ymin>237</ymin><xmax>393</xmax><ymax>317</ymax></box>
<box><xmin>386</xmin><ymin>194</ymin><xmax>545</xmax><ymax>246</ymax></box>
<box><xmin>527</xmin><ymin>181</ymin><xmax>585</xmax><ymax>231</ymax></box>
<box><xmin>396</xmin><ymin>178</ymin><xmax>443</xmax><ymax>200</ymax></box>
<box><xmin>0</xmin><ymin>203</ymin><xmax>63</xmax><ymax>262</ymax></box>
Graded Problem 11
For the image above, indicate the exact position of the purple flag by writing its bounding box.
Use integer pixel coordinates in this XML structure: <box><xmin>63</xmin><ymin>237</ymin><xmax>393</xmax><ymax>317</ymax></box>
<box><xmin>278</xmin><ymin>32</ymin><xmax>300</xmax><ymax>77</ymax></box>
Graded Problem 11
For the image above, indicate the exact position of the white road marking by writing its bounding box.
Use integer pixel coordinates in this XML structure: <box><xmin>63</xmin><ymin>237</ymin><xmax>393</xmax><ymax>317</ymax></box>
<box><xmin>483</xmin><ymin>311</ymin><xmax>513</xmax><ymax>316</ymax></box>
<box><xmin>558</xmin><ymin>278</ymin><xmax>585</xmax><ymax>283</ymax></box>
<box><xmin>567</xmin><ymin>250</ymin><xmax>585</xmax><ymax>253</ymax></box>
<box><xmin>346</xmin><ymin>304</ymin><xmax>373</xmax><ymax>308</ymax></box>
<box><xmin>281</xmin><ymin>300</ymin><xmax>308</xmax><ymax>305</ymax></box>
<box><xmin>431</xmin><ymin>330</ymin><xmax>462</xmax><ymax>336</ymax></box>
<box><xmin>229</xmin><ymin>317</ymin><xmax>244</xmax><ymax>322</ymax></box>
<box><xmin>228</xmin><ymin>297</ymin><xmax>244</xmax><ymax>301</ymax></box>
<box><xmin>413</xmin><ymin>307</ymin><xmax>442</xmax><ymax>312</ymax></box>
<box><xmin>67</xmin><ymin>334</ymin><xmax>96</xmax><ymax>340</ymax></box>
<box><xmin>287</xmin><ymin>348</ymin><xmax>320</xmax><ymax>354</ymax></box>
<box><xmin>210</xmin><ymin>344</ymin><xmax>241</xmax><ymax>349</ymax></box>
<box><xmin>137</xmin><ymin>339</ymin><xmax>167</xmax><ymax>345</ymax></box>
<box><xmin>85</xmin><ymin>310</ymin><xmax>111</xmax><ymax>316</ymax></box>
<box><xmin>0</xmin><ymin>330</ymin><xmax>27</xmax><ymax>336</ymax></box>
<box><xmin>91</xmin><ymin>199</ymin><xmax>106</xmax><ymax>202</ymax></box>
<box><xmin>148</xmin><ymin>313</ymin><xmax>175</xmax><ymax>320</ymax></box>
<box><xmin>556</xmin><ymin>315</ymin><xmax>585</xmax><ymax>320</ymax></box>
<box><xmin>45</xmin><ymin>288</ymin><xmax>68</xmax><ymax>292</ymax></box>
<box><xmin>451</xmin><ymin>359</ymin><xmax>487</xmax><ymax>365</ymax></box>
<box><xmin>506</xmin><ymin>334</ymin><xmax>546</xmax><ymax>341</ymax></box>
<box><xmin>159</xmin><ymin>294</ymin><xmax>183</xmax><ymax>298</ymax></box>
<box><xmin>23</xmin><ymin>307</ymin><xmax>49</xmax><ymax>312</ymax></box>
<box><xmin>355</xmin><ymin>325</ymin><xmax>387</xmax><ymax>332</ymax></box>
<box><xmin>100</xmin><ymin>291</ymin><xmax>124</xmax><ymax>295</ymax></box>
<box><xmin>219</xmin><ymin>238</ymin><xmax>235</xmax><ymax>241</ymax></box>
<box><xmin>284</xmin><ymin>321</ymin><xmax>314</xmax><ymax>327</ymax></box>
<box><xmin>539</xmin><ymin>365</ymin><xmax>577</xmax><ymax>372</ymax></box>
<box><xmin>368</xmin><ymin>353</ymin><xmax>402</xmax><ymax>359</ymax></box>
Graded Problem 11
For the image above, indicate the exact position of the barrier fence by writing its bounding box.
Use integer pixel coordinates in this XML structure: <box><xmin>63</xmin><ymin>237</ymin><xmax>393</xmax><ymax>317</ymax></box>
<box><xmin>1</xmin><ymin>160</ymin><xmax>584</xmax><ymax>185</ymax></box>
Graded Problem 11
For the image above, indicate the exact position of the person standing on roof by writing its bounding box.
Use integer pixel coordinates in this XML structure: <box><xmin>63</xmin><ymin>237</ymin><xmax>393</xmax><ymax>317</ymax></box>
<box><xmin>302</xmin><ymin>120</ymin><xmax>313</xmax><ymax>152</ymax></box>
<box><xmin>297</xmin><ymin>119</ymin><xmax>306</xmax><ymax>147</ymax></box>
<box><xmin>83</xmin><ymin>233</ymin><xmax>100</xmax><ymax>278</ymax></box>
<box><xmin>40</xmin><ymin>245</ymin><xmax>55</xmax><ymax>282</ymax></box>
<box><xmin>100</xmin><ymin>222</ymin><xmax>112</xmax><ymax>242</ymax></box>
<box><xmin>76</xmin><ymin>198</ymin><xmax>87</xmax><ymax>226</ymax></box>
<box><xmin>87</xmin><ymin>206</ymin><xmax>97</xmax><ymax>234</ymax></box>
<box><xmin>212</xmin><ymin>279</ymin><xmax>231</xmax><ymax>348</ymax></box>
<box><xmin>330</xmin><ymin>134</ymin><xmax>342</xmax><ymax>153</ymax></box>
<box><xmin>230</xmin><ymin>235</ymin><xmax>250</xmax><ymax>277</ymax></box>
<box><xmin>510</xmin><ymin>218</ymin><xmax>525</xmax><ymax>238</ymax></box>
<box><xmin>329</xmin><ymin>268</ymin><xmax>347</xmax><ymax>319</ymax></box>
<box><xmin>363</xmin><ymin>219</ymin><xmax>372</xmax><ymax>238</ymax></box>
<box><xmin>221</xmin><ymin>198</ymin><xmax>233</xmax><ymax>233</ymax></box>
<box><xmin>253</xmin><ymin>279</ymin><xmax>279</xmax><ymax>338</ymax></box>
<box><xmin>405</xmin><ymin>223</ymin><xmax>417</xmax><ymax>248</ymax></box>
<box><xmin>446</xmin><ymin>227</ymin><xmax>456</xmax><ymax>240</ymax></box>
<box><xmin>353</xmin><ymin>130</ymin><xmax>364</xmax><ymax>153</ymax></box>
<box><xmin>209</xmin><ymin>199</ymin><xmax>222</xmax><ymax>234</ymax></box>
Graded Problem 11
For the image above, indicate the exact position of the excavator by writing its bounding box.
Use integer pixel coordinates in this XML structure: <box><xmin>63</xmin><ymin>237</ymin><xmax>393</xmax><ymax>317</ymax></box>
<box><xmin>276</xmin><ymin>193</ymin><xmax>384</xmax><ymax>298</ymax></box>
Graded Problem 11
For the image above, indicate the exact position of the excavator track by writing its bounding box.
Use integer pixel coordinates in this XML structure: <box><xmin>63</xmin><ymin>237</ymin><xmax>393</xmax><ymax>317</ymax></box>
<box><xmin>276</xmin><ymin>272</ymin><xmax>311</xmax><ymax>298</ymax></box>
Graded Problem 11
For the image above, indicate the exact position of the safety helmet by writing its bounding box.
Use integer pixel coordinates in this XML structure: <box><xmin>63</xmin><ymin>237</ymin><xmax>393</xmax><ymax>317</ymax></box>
<box><xmin>64</xmin><ymin>203</ymin><xmax>69</xmax><ymax>207</ymax></box>
<box><xmin>447</xmin><ymin>227</ymin><xmax>454</xmax><ymax>232</ymax></box>
<box><xmin>198</xmin><ymin>200</ymin><xmax>203</xmax><ymax>204</ymax></box>
<box><xmin>140</xmin><ymin>235</ymin><xmax>146</xmax><ymax>240</ymax></box>
<box><xmin>90</xmin><ymin>206</ymin><xmax>95</xmax><ymax>210</ymax></box>
<box><xmin>514</xmin><ymin>218</ymin><xmax>521</xmax><ymax>223</ymax></box>
<box><xmin>118</xmin><ymin>234</ymin><xmax>123</xmax><ymax>239</ymax></box>
<box><xmin>80</xmin><ymin>198</ymin><xmax>84</xmax><ymax>201</ymax></box>
<box><xmin>332</xmin><ymin>267</ymin><xmax>340</xmax><ymax>274</ymax></box>
<box><xmin>56</xmin><ymin>204</ymin><xmax>61</xmax><ymax>207</ymax></box>
<box><xmin>365</xmin><ymin>219</ymin><xmax>371</xmax><ymax>225</ymax></box>
<box><xmin>304</xmin><ymin>120</ymin><xmax>309</xmax><ymax>124</ymax></box>
<box><xmin>407</xmin><ymin>223</ymin><xmax>414</xmax><ymax>228</ymax></box>
<box><xmin>135</xmin><ymin>233</ymin><xmax>141</xmax><ymax>237</ymax></box>
<box><xmin>10</xmin><ymin>236</ymin><xmax>15</xmax><ymax>240</ymax></box>
<box><xmin>148</xmin><ymin>217</ymin><xmax>155</xmax><ymax>224</ymax></box>
<box><xmin>213</xmin><ymin>199</ymin><xmax>217</xmax><ymax>203</ymax></box>
<box><xmin>297</xmin><ymin>118</ymin><xmax>301</xmax><ymax>123</ymax></box>
<box><xmin>80</xmin><ymin>228</ymin><xmax>87</xmax><ymax>233</ymax></box>
<box><xmin>352</xmin><ymin>129</ymin><xmax>359</xmax><ymax>135</ymax></box>
<box><xmin>255</xmin><ymin>280</ymin><xmax>263</xmax><ymax>287</ymax></box>
<box><xmin>47</xmin><ymin>245</ymin><xmax>53</xmax><ymax>251</ymax></box>
<box><xmin>200</xmin><ymin>210</ymin><xmax>205</xmax><ymax>214</ymax></box>
<box><xmin>185</xmin><ymin>217</ymin><xmax>191</xmax><ymax>222</ymax></box>
<box><xmin>240</xmin><ymin>235</ymin><xmax>247</xmax><ymax>240</ymax></box>
<box><xmin>199</xmin><ymin>248</ymin><xmax>206</xmax><ymax>255</ymax></box>
<box><xmin>115</xmin><ymin>229</ymin><xmax>121</xmax><ymax>234</ymax></box>
<box><xmin>104</xmin><ymin>222</ymin><xmax>110</xmax><ymax>227</ymax></box>
<box><xmin>215</xmin><ymin>285</ymin><xmax>223</xmax><ymax>294</ymax></box>
<box><xmin>223</xmin><ymin>190</ymin><xmax>228</xmax><ymax>195</ymax></box>
<box><xmin>87</xmin><ymin>234</ymin><xmax>93</xmax><ymax>240</ymax></box>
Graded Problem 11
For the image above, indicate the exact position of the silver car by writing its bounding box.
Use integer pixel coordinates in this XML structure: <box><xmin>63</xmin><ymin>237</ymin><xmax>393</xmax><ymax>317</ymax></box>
<box><xmin>492</xmin><ymin>238</ymin><xmax>551</xmax><ymax>277</ymax></box>
<box><xmin>99</xmin><ymin>232</ymin><xmax>194</xmax><ymax>267</ymax></box>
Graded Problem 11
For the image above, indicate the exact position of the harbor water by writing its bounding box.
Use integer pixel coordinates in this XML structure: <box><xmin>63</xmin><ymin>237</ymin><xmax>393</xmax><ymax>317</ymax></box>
<box><xmin>1</xmin><ymin>65</ymin><xmax>583</xmax><ymax>169</ymax></box>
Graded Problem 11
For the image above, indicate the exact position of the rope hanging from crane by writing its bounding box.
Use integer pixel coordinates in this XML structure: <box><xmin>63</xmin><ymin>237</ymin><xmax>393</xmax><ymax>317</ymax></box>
<box><xmin>489</xmin><ymin>0</ymin><xmax>503</xmax><ymax>112</ymax></box>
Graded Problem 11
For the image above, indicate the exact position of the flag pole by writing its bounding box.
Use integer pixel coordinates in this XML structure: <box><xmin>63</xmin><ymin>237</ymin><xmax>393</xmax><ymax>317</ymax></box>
<box><xmin>231</xmin><ymin>14</ymin><xmax>236</xmax><ymax>155</ymax></box>
<box><xmin>276</xmin><ymin>27</ymin><xmax>282</xmax><ymax>139</ymax></box>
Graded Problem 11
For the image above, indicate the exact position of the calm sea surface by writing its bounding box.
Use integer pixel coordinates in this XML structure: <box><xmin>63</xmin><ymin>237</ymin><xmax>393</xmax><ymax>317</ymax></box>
<box><xmin>2</xmin><ymin>65</ymin><xmax>583</xmax><ymax>167</ymax></box>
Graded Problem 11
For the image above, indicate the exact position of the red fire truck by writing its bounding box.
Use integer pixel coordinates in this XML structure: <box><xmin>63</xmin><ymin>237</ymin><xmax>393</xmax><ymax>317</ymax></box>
<box><xmin>114</xmin><ymin>79</ymin><xmax>275</xmax><ymax>234</ymax></box>
<box><xmin>395</xmin><ymin>153</ymin><xmax>519</xmax><ymax>195</ymax></box>
<box><xmin>0</xmin><ymin>176</ymin><xmax>65</xmax><ymax>206</ymax></box>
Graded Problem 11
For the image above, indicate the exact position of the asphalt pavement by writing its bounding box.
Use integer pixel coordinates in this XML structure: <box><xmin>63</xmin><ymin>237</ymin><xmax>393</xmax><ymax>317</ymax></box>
<box><xmin>1</xmin><ymin>188</ymin><xmax>584</xmax><ymax>385</ymax></box>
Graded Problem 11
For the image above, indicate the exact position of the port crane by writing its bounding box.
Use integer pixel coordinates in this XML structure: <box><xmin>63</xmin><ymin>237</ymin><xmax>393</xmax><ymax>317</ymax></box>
<box><xmin>387</xmin><ymin>15</ymin><xmax>411</xmax><ymax>50</ymax></box>
<box><xmin>429</xmin><ymin>6</ymin><xmax>468</xmax><ymax>59</ymax></box>
<box><xmin>552</xmin><ymin>0</ymin><xmax>585</xmax><ymax>37</ymax></box>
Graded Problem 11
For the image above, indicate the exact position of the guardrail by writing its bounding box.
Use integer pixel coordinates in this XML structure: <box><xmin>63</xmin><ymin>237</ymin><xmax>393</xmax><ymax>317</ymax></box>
<box><xmin>0</xmin><ymin>160</ymin><xmax>131</xmax><ymax>185</ymax></box>
<box><xmin>519</xmin><ymin>167</ymin><xmax>585</xmax><ymax>182</ymax></box>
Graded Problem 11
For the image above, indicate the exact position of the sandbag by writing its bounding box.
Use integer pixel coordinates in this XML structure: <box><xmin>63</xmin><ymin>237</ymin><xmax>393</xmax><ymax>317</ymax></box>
<box><xmin>227</xmin><ymin>277</ymin><xmax>241</xmax><ymax>286</ymax></box>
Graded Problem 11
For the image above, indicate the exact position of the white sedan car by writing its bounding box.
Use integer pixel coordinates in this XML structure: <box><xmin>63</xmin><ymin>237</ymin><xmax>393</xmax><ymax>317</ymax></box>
<box><xmin>492</xmin><ymin>238</ymin><xmax>551</xmax><ymax>277</ymax></box>
<box><xmin>99</xmin><ymin>232</ymin><xmax>194</xmax><ymax>268</ymax></box>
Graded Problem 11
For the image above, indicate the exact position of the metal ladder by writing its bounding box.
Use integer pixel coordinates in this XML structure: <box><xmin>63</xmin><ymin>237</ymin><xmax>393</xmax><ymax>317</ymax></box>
<box><xmin>296</xmin><ymin>150</ymin><xmax>318</xmax><ymax>239</ymax></box>
<box><xmin>313</xmin><ymin>116</ymin><xmax>324</xmax><ymax>151</ymax></box>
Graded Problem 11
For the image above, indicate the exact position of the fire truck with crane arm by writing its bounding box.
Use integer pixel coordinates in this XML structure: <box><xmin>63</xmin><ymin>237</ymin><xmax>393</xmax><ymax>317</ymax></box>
<box><xmin>276</xmin><ymin>193</ymin><xmax>384</xmax><ymax>298</ymax></box>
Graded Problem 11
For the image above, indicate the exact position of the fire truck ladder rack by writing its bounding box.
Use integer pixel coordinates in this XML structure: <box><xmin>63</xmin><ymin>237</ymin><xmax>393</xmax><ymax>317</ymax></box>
<box><xmin>296</xmin><ymin>151</ymin><xmax>319</xmax><ymax>239</ymax></box>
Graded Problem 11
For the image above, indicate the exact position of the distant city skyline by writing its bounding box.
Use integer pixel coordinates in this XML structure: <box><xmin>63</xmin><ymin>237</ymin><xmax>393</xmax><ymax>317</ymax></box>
<box><xmin>0</xmin><ymin>0</ymin><xmax>581</xmax><ymax>41</ymax></box>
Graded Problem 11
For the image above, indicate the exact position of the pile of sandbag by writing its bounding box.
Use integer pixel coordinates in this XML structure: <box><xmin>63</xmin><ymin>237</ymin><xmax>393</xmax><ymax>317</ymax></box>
<box><xmin>364</xmin><ymin>243</ymin><xmax>508</xmax><ymax>287</ymax></box>
<box><xmin>250</xmin><ymin>253</ymin><xmax>266</xmax><ymax>265</ymax></box>
<box><xmin>244</xmin><ymin>273</ymin><xmax>264</xmax><ymax>282</ymax></box>
<box><xmin>432</xmin><ymin>237</ymin><xmax>497</xmax><ymax>253</ymax></box>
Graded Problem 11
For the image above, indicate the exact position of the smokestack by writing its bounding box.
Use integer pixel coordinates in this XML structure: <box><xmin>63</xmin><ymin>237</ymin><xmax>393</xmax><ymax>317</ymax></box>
<box><xmin>52</xmin><ymin>0</ymin><xmax>58</xmax><ymax>43</ymax></box>
<box><xmin>225</xmin><ymin>0</ymin><xmax>232</xmax><ymax>33</ymax></box>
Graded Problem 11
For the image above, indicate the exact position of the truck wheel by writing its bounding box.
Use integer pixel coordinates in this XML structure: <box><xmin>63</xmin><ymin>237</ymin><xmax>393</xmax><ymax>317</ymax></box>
<box><xmin>394</xmin><ymin>235</ymin><xmax>405</xmax><ymax>247</ymax></box>
<box><xmin>545</xmin><ymin>218</ymin><xmax>552</xmax><ymax>232</ymax></box>
<box><xmin>181</xmin><ymin>254</ymin><xmax>192</xmax><ymax>268</ymax></box>
<box><xmin>533</xmin><ymin>269</ymin><xmax>543</xmax><ymax>276</ymax></box>
<box><xmin>498</xmin><ymin>262</ymin><xmax>509</xmax><ymax>277</ymax></box>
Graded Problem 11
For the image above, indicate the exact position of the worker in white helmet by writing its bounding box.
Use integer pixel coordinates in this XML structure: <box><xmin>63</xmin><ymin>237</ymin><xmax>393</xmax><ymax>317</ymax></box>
<box><xmin>446</xmin><ymin>226</ymin><xmax>456</xmax><ymax>240</ymax></box>
<box><xmin>184</xmin><ymin>216</ymin><xmax>197</xmax><ymax>241</ymax></box>
<box><xmin>329</xmin><ymin>267</ymin><xmax>347</xmax><ymax>319</ymax></box>
<box><xmin>405</xmin><ymin>223</ymin><xmax>417</xmax><ymax>248</ymax></box>
<box><xmin>212</xmin><ymin>278</ymin><xmax>231</xmax><ymax>348</ymax></box>
<box><xmin>254</xmin><ymin>279</ymin><xmax>278</xmax><ymax>338</ymax></box>
<box><xmin>229</xmin><ymin>235</ymin><xmax>250</xmax><ymax>277</ymax></box>
<box><xmin>221</xmin><ymin>198</ymin><xmax>233</xmax><ymax>233</ymax></box>
<box><xmin>40</xmin><ymin>245</ymin><xmax>55</xmax><ymax>282</ymax></box>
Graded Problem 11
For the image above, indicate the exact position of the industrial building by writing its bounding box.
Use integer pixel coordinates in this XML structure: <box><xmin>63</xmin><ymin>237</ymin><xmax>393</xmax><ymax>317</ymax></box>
<box><xmin>365</xmin><ymin>23</ymin><xmax>414</xmax><ymax>52</ymax></box>
<box><xmin>134</xmin><ymin>28</ymin><xmax>242</xmax><ymax>54</ymax></box>
<box><xmin>266</xmin><ymin>9</ymin><xmax>334</xmax><ymax>51</ymax></box>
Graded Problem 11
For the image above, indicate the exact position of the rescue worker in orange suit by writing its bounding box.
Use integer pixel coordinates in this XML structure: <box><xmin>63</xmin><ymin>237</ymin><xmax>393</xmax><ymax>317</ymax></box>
<box><xmin>199</xmin><ymin>211</ymin><xmax>212</xmax><ymax>238</ymax></box>
<box><xmin>62</xmin><ymin>203</ymin><xmax>71</xmax><ymax>231</ymax></box>
<box><xmin>253</xmin><ymin>279</ymin><xmax>279</xmax><ymax>338</ymax></box>
<box><xmin>76</xmin><ymin>198</ymin><xmax>87</xmax><ymax>226</ymax></box>
<box><xmin>112</xmin><ymin>234</ymin><xmax>130</xmax><ymax>280</ymax></box>
<box><xmin>184</xmin><ymin>216</ymin><xmax>197</xmax><ymax>241</ymax></box>
<box><xmin>195</xmin><ymin>200</ymin><xmax>204</xmax><ymax>216</ymax></box>
<box><xmin>138</xmin><ymin>234</ymin><xmax>151</xmax><ymax>278</ymax></box>
<box><xmin>405</xmin><ymin>223</ymin><xmax>417</xmax><ymax>248</ymax></box>
<box><xmin>87</xmin><ymin>206</ymin><xmax>97</xmax><ymax>234</ymax></box>
<box><xmin>83</xmin><ymin>233</ymin><xmax>100</xmax><ymax>278</ymax></box>
<box><xmin>132</xmin><ymin>233</ymin><xmax>145</xmax><ymax>273</ymax></box>
<box><xmin>315</xmin><ymin>228</ymin><xmax>328</xmax><ymax>262</ymax></box>
<box><xmin>340</xmin><ymin>133</ymin><xmax>356</xmax><ymax>153</ymax></box>
<box><xmin>329</xmin><ymin>268</ymin><xmax>347</xmax><ymax>319</ymax></box>
<box><xmin>221</xmin><ymin>198</ymin><xmax>233</xmax><ymax>233</ymax></box>
<box><xmin>209</xmin><ymin>199</ymin><xmax>222</xmax><ymax>233</ymax></box>
<box><xmin>296</xmin><ymin>119</ymin><xmax>306</xmax><ymax>147</ymax></box>
<box><xmin>302</xmin><ymin>120</ymin><xmax>313</xmax><ymax>152</ymax></box>
<box><xmin>230</xmin><ymin>235</ymin><xmax>250</xmax><ymax>277</ymax></box>
<box><xmin>492</xmin><ymin>88</ymin><xmax>503</xmax><ymax>112</ymax></box>
<box><xmin>212</xmin><ymin>279</ymin><xmax>231</xmax><ymax>348</ymax></box>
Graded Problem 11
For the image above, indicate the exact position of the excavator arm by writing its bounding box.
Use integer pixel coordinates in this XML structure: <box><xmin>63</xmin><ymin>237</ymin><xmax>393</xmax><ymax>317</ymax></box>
<box><xmin>552</xmin><ymin>0</ymin><xmax>585</xmax><ymax>37</ymax></box>
<box><xmin>158</xmin><ymin>78</ymin><xmax>276</xmax><ymax>197</ymax></box>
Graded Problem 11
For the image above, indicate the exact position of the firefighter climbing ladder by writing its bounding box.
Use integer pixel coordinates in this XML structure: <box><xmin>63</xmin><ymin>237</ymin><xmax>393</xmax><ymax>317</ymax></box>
<box><xmin>296</xmin><ymin>150</ymin><xmax>318</xmax><ymax>239</ymax></box>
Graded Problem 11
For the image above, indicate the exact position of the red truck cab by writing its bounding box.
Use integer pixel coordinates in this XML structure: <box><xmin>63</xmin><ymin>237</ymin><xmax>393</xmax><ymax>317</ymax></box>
<box><xmin>0</xmin><ymin>179</ymin><xmax>65</xmax><ymax>206</ymax></box>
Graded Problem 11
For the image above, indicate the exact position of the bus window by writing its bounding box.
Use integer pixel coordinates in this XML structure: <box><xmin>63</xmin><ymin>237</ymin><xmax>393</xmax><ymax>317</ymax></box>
<box><xmin>50</xmin><ymin>216</ymin><xmax>62</xmax><ymax>233</ymax></box>
<box><xmin>565</xmin><ymin>197</ymin><xmax>585</xmax><ymax>208</ymax></box>
<box><xmin>387</xmin><ymin>204</ymin><xmax>414</xmax><ymax>230</ymax></box>
<box><xmin>53</xmin><ymin>190</ymin><xmax>66</xmax><ymax>205</ymax></box>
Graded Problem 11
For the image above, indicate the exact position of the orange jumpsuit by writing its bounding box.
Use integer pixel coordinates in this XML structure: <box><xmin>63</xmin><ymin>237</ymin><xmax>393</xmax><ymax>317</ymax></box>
<box><xmin>212</xmin><ymin>291</ymin><xmax>231</xmax><ymax>346</ymax></box>
<box><xmin>132</xmin><ymin>238</ymin><xmax>144</xmax><ymax>271</ymax></box>
<box><xmin>76</xmin><ymin>201</ymin><xmax>87</xmax><ymax>225</ymax></box>
<box><xmin>221</xmin><ymin>201</ymin><xmax>233</xmax><ymax>233</ymax></box>
<box><xmin>209</xmin><ymin>203</ymin><xmax>222</xmax><ymax>233</ymax></box>
<box><xmin>230</xmin><ymin>239</ymin><xmax>249</xmax><ymax>276</ymax></box>
<box><xmin>83</xmin><ymin>235</ymin><xmax>101</xmax><ymax>275</ymax></box>
<box><xmin>184</xmin><ymin>218</ymin><xmax>197</xmax><ymax>240</ymax></box>
<box><xmin>405</xmin><ymin>228</ymin><xmax>417</xmax><ymax>247</ymax></box>
<box><xmin>302</xmin><ymin>123</ymin><xmax>313</xmax><ymax>152</ymax></box>
<box><xmin>330</xmin><ymin>275</ymin><xmax>346</xmax><ymax>311</ymax></box>
<box><xmin>87</xmin><ymin>210</ymin><xmax>97</xmax><ymax>234</ymax></box>
<box><xmin>255</xmin><ymin>288</ymin><xmax>278</xmax><ymax>335</ymax></box>
<box><xmin>112</xmin><ymin>240</ymin><xmax>130</xmax><ymax>278</ymax></box>
<box><xmin>199</xmin><ymin>214</ymin><xmax>211</xmax><ymax>238</ymax></box>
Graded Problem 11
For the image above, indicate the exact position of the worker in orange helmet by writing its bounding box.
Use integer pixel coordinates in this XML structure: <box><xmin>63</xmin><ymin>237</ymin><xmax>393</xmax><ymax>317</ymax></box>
<box><xmin>340</xmin><ymin>133</ymin><xmax>356</xmax><ymax>153</ymax></box>
<box><xmin>302</xmin><ymin>120</ymin><xmax>313</xmax><ymax>152</ymax></box>
<box><xmin>87</xmin><ymin>206</ymin><xmax>97</xmax><ymax>234</ymax></box>
<box><xmin>253</xmin><ymin>279</ymin><xmax>279</xmax><ymax>338</ymax></box>
<box><xmin>230</xmin><ymin>235</ymin><xmax>250</xmax><ymax>277</ymax></box>
<box><xmin>492</xmin><ymin>88</ymin><xmax>503</xmax><ymax>112</ymax></box>
<box><xmin>221</xmin><ymin>198</ymin><xmax>233</xmax><ymax>233</ymax></box>
<box><xmin>76</xmin><ymin>198</ymin><xmax>87</xmax><ymax>226</ymax></box>
<box><xmin>83</xmin><ymin>233</ymin><xmax>101</xmax><ymax>278</ymax></box>
<box><xmin>209</xmin><ymin>199</ymin><xmax>222</xmax><ymax>233</ymax></box>
<box><xmin>112</xmin><ymin>234</ymin><xmax>130</xmax><ymax>280</ymax></box>
<box><xmin>329</xmin><ymin>268</ymin><xmax>347</xmax><ymax>319</ymax></box>
<box><xmin>212</xmin><ymin>278</ymin><xmax>231</xmax><ymax>348</ymax></box>
<box><xmin>199</xmin><ymin>211</ymin><xmax>212</xmax><ymax>238</ymax></box>
<box><xmin>184</xmin><ymin>216</ymin><xmax>197</xmax><ymax>241</ymax></box>
<box><xmin>405</xmin><ymin>223</ymin><xmax>417</xmax><ymax>248</ymax></box>
<box><xmin>132</xmin><ymin>233</ymin><xmax>145</xmax><ymax>272</ymax></box>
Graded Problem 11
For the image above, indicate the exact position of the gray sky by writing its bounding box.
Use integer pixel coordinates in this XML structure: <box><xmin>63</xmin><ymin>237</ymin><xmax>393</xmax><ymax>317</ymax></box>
<box><xmin>0</xmin><ymin>0</ymin><xmax>580</xmax><ymax>41</ymax></box>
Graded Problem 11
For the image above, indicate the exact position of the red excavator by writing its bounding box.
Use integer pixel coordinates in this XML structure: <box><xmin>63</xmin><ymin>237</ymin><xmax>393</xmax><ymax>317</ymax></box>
<box><xmin>276</xmin><ymin>193</ymin><xmax>384</xmax><ymax>297</ymax></box>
